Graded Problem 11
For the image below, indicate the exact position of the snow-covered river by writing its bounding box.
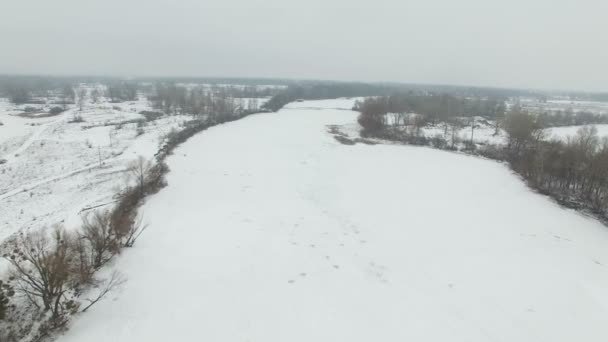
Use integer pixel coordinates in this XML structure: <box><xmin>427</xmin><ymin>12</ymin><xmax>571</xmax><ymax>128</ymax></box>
<box><xmin>60</xmin><ymin>99</ymin><xmax>608</xmax><ymax>342</ymax></box>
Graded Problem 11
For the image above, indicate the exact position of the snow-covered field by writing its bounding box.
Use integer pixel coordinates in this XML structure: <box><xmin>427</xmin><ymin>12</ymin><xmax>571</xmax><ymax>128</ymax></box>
<box><xmin>58</xmin><ymin>99</ymin><xmax>608</xmax><ymax>342</ymax></box>
<box><xmin>519</xmin><ymin>97</ymin><xmax>608</xmax><ymax>116</ymax></box>
<box><xmin>546</xmin><ymin>124</ymin><xmax>608</xmax><ymax>141</ymax></box>
<box><xmin>0</xmin><ymin>93</ymin><xmax>191</xmax><ymax>242</ymax></box>
<box><xmin>284</xmin><ymin>97</ymin><xmax>364</xmax><ymax>110</ymax></box>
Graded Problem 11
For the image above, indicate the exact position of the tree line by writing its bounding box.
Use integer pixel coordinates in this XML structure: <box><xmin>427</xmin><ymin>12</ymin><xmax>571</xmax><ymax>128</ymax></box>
<box><xmin>106</xmin><ymin>82</ymin><xmax>138</xmax><ymax>102</ymax></box>
<box><xmin>537</xmin><ymin>108</ymin><xmax>608</xmax><ymax>127</ymax></box>
<box><xmin>355</xmin><ymin>93</ymin><xmax>506</xmax><ymax>136</ymax></box>
<box><xmin>262</xmin><ymin>82</ymin><xmax>397</xmax><ymax>112</ymax></box>
<box><xmin>504</xmin><ymin>114</ymin><xmax>608</xmax><ymax>216</ymax></box>
<box><xmin>150</xmin><ymin>83</ymin><xmax>267</xmax><ymax>116</ymax></box>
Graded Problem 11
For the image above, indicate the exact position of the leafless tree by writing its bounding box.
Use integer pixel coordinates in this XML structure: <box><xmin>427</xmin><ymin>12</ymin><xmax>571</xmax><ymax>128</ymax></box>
<box><xmin>77</xmin><ymin>88</ymin><xmax>87</xmax><ymax>111</ymax></box>
<box><xmin>127</xmin><ymin>156</ymin><xmax>153</xmax><ymax>195</ymax></box>
<box><xmin>121</xmin><ymin>214</ymin><xmax>148</xmax><ymax>248</ymax></box>
<box><xmin>91</xmin><ymin>88</ymin><xmax>100</xmax><ymax>103</ymax></box>
<box><xmin>4</xmin><ymin>229</ymin><xmax>75</xmax><ymax>318</ymax></box>
<box><xmin>80</xmin><ymin>211</ymin><xmax>119</xmax><ymax>269</ymax></box>
<box><xmin>81</xmin><ymin>271</ymin><xmax>125</xmax><ymax>313</ymax></box>
<box><xmin>61</xmin><ymin>85</ymin><xmax>75</xmax><ymax>110</ymax></box>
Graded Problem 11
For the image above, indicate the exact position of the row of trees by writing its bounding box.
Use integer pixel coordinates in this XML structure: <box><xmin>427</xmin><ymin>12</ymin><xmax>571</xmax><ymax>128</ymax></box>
<box><xmin>355</xmin><ymin>94</ymin><xmax>506</xmax><ymax>135</ymax></box>
<box><xmin>263</xmin><ymin>83</ymin><xmax>396</xmax><ymax>112</ymax></box>
<box><xmin>537</xmin><ymin>109</ymin><xmax>608</xmax><ymax>127</ymax></box>
<box><xmin>151</xmin><ymin>83</ymin><xmax>263</xmax><ymax>115</ymax></box>
<box><xmin>106</xmin><ymin>82</ymin><xmax>138</xmax><ymax>102</ymax></box>
<box><xmin>0</xmin><ymin>77</ymin><xmax>138</xmax><ymax>105</ymax></box>
<box><xmin>504</xmin><ymin>114</ymin><xmax>608</xmax><ymax>214</ymax></box>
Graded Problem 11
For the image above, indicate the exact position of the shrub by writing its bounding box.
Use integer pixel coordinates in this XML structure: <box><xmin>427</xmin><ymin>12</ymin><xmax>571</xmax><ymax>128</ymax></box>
<box><xmin>49</xmin><ymin>106</ymin><xmax>64</xmax><ymax>115</ymax></box>
<box><xmin>139</xmin><ymin>111</ymin><xmax>163</xmax><ymax>121</ymax></box>
<box><xmin>80</xmin><ymin>211</ymin><xmax>119</xmax><ymax>269</ymax></box>
<box><xmin>431</xmin><ymin>135</ymin><xmax>447</xmax><ymax>149</ymax></box>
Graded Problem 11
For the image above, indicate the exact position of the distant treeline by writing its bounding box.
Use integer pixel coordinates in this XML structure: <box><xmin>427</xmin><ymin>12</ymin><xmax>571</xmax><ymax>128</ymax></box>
<box><xmin>0</xmin><ymin>76</ymin><xmax>75</xmax><ymax>104</ymax></box>
<box><xmin>106</xmin><ymin>82</ymin><xmax>138</xmax><ymax>102</ymax></box>
<box><xmin>260</xmin><ymin>81</ymin><xmax>560</xmax><ymax>113</ymax></box>
<box><xmin>537</xmin><ymin>109</ymin><xmax>608</xmax><ymax>127</ymax></box>
<box><xmin>356</xmin><ymin>93</ymin><xmax>608</xmax><ymax>134</ymax></box>
<box><xmin>2</xmin><ymin>75</ymin><xmax>608</xmax><ymax>108</ymax></box>
<box><xmin>262</xmin><ymin>83</ymin><xmax>398</xmax><ymax>111</ymax></box>
<box><xmin>355</xmin><ymin>93</ymin><xmax>506</xmax><ymax>133</ymax></box>
<box><xmin>0</xmin><ymin>75</ymin><xmax>139</xmax><ymax>104</ymax></box>
<box><xmin>548</xmin><ymin>92</ymin><xmax>608</xmax><ymax>102</ymax></box>
<box><xmin>136</xmin><ymin>76</ymin><xmax>294</xmax><ymax>87</ymax></box>
<box><xmin>150</xmin><ymin>83</ymin><xmax>270</xmax><ymax>115</ymax></box>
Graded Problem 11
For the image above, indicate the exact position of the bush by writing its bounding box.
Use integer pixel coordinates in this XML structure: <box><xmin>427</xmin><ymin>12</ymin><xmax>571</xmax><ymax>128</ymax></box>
<box><xmin>358</xmin><ymin>112</ymin><xmax>385</xmax><ymax>134</ymax></box>
<box><xmin>431</xmin><ymin>135</ymin><xmax>447</xmax><ymax>149</ymax></box>
<box><xmin>49</xmin><ymin>106</ymin><xmax>64</xmax><ymax>115</ymax></box>
<box><xmin>463</xmin><ymin>140</ymin><xmax>477</xmax><ymax>151</ymax></box>
<box><xmin>139</xmin><ymin>111</ymin><xmax>163</xmax><ymax>121</ymax></box>
<box><xmin>23</xmin><ymin>106</ymin><xmax>37</xmax><ymax>113</ymax></box>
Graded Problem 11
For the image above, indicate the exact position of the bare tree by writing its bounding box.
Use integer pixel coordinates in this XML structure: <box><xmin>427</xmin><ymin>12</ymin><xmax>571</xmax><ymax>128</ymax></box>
<box><xmin>447</xmin><ymin>118</ymin><xmax>462</xmax><ymax>149</ymax></box>
<box><xmin>61</xmin><ymin>85</ymin><xmax>75</xmax><ymax>110</ymax></box>
<box><xmin>91</xmin><ymin>88</ymin><xmax>100</xmax><ymax>103</ymax></box>
<box><xmin>77</xmin><ymin>88</ymin><xmax>87</xmax><ymax>111</ymax></box>
<box><xmin>80</xmin><ymin>211</ymin><xmax>119</xmax><ymax>269</ymax></box>
<box><xmin>121</xmin><ymin>214</ymin><xmax>148</xmax><ymax>248</ymax></box>
<box><xmin>4</xmin><ymin>229</ymin><xmax>75</xmax><ymax>318</ymax></box>
<box><xmin>504</xmin><ymin>110</ymin><xmax>541</xmax><ymax>155</ymax></box>
<box><xmin>127</xmin><ymin>156</ymin><xmax>153</xmax><ymax>195</ymax></box>
<box><xmin>81</xmin><ymin>271</ymin><xmax>125</xmax><ymax>313</ymax></box>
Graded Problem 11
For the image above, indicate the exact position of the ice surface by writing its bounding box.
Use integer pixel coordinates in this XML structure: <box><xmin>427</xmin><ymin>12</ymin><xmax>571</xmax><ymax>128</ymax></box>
<box><xmin>58</xmin><ymin>99</ymin><xmax>608</xmax><ymax>342</ymax></box>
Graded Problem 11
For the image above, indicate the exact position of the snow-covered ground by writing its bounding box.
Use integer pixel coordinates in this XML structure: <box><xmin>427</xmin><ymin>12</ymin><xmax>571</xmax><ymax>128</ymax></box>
<box><xmin>59</xmin><ymin>99</ymin><xmax>608</xmax><ymax>342</ymax></box>
<box><xmin>519</xmin><ymin>97</ymin><xmax>608</xmax><ymax>115</ymax></box>
<box><xmin>546</xmin><ymin>124</ymin><xmax>608</xmax><ymax>141</ymax></box>
<box><xmin>0</xmin><ymin>93</ymin><xmax>192</xmax><ymax>242</ymax></box>
<box><xmin>284</xmin><ymin>97</ymin><xmax>364</xmax><ymax>110</ymax></box>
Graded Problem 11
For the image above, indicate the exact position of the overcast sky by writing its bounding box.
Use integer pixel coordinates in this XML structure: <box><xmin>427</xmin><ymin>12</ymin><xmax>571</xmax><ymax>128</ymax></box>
<box><xmin>1</xmin><ymin>0</ymin><xmax>606</xmax><ymax>91</ymax></box>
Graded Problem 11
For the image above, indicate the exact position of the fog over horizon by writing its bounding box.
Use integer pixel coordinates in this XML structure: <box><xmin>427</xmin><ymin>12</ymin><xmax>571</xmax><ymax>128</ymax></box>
<box><xmin>1</xmin><ymin>0</ymin><xmax>606</xmax><ymax>92</ymax></box>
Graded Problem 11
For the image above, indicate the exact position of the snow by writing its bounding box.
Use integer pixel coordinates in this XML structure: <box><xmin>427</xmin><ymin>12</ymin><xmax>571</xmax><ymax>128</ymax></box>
<box><xmin>422</xmin><ymin>119</ymin><xmax>507</xmax><ymax>146</ymax></box>
<box><xmin>0</xmin><ymin>94</ymin><xmax>191</xmax><ymax>241</ymax></box>
<box><xmin>284</xmin><ymin>97</ymin><xmax>363</xmax><ymax>110</ymax></box>
<box><xmin>517</xmin><ymin>98</ymin><xmax>608</xmax><ymax>115</ymax></box>
<box><xmin>546</xmin><ymin>124</ymin><xmax>608</xmax><ymax>141</ymax></box>
<box><xmin>59</xmin><ymin>99</ymin><xmax>608</xmax><ymax>342</ymax></box>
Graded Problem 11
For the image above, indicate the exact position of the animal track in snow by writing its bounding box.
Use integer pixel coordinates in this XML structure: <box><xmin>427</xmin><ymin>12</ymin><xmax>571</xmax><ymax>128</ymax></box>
<box><xmin>367</xmin><ymin>262</ymin><xmax>388</xmax><ymax>283</ymax></box>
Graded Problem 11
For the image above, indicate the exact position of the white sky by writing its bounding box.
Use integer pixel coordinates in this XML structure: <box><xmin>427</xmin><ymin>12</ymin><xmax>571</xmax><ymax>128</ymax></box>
<box><xmin>1</xmin><ymin>0</ymin><xmax>607</xmax><ymax>91</ymax></box>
